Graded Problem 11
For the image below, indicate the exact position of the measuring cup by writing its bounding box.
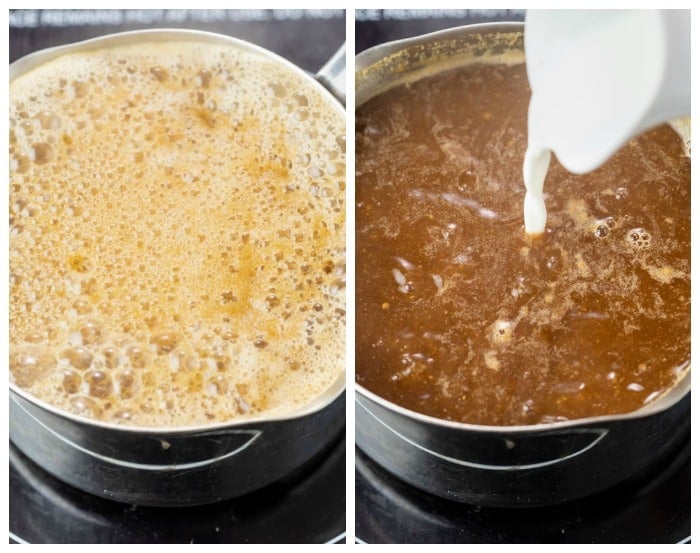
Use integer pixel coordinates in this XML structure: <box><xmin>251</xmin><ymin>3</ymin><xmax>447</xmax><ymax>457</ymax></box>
<box><xmin>525</xmin><ymin>9</ymin><xmax>690</xmax><ymax>174</ymax></box>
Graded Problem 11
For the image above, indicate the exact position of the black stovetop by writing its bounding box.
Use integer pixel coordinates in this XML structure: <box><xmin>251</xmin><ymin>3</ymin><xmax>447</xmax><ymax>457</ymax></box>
<box><xmin>10</xmin><ymin>436</ymin><xmax>345</xmax><ymax>544</ymax></box>
<box><xmin>10</xmin><ymin>8</ymin><xmax>345</xmax><ymax>71</ymax></box>
<box><xmin>355</xmin><ymin>435</ymin><xmax>690</xmax><ymax>544</ymax></box>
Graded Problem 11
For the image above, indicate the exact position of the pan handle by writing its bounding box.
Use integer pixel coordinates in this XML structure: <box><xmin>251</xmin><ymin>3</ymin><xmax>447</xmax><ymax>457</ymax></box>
<box><xmin>316</xmin><ymin>43</ymin><xmax>346</xmax><ymax>105</ymax></box>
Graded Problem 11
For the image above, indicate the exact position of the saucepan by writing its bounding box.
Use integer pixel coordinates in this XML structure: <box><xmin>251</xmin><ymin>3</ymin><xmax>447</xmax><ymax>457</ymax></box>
<box><xmin>354</xmin><ymin>22</ymin><xmax>690</xmax><ymax>508</ymax></box>
<box><xmin>9</xmin><ymin>28</ymin><xmax>346</xmax><ymax>507</ymax></box>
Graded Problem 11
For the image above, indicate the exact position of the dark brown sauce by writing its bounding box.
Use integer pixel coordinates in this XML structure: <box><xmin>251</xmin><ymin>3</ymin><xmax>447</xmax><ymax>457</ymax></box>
<box><xmin>355</xmin><ymin>63</ymin><xmax>690</xmax><ymax>426</ymax></box>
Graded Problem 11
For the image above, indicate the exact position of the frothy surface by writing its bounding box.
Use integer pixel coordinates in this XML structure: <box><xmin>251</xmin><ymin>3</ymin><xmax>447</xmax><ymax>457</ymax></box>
<box><xmin>10</xmin><ymin>40</ymin><xmax>346</xmax><ymax>426</ymax></box>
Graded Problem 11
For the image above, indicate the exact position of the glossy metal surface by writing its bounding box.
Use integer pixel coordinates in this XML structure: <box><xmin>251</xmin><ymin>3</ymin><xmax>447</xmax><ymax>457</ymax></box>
<box><xmin>355</xmin><ymin>22</ymin><xmax>691</xmax><ymax>507</ymax></box>
<box><xmin>11</xmin><ymin>437</ymin><xmax>346</xmax><ymax>543</ymax></box>
<box><xmin>355</xmin><ymin>436</ymin><xmax>690</xmax><ymax>543</ymax></box>
<box><xmin>9</xmin><ymin>29</ymin><xmax>346</xmax><ymax>507</ymax></box>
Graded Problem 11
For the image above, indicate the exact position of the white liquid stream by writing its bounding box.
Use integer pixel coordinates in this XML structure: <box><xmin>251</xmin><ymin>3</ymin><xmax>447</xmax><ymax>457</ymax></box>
<box><xmin>522</xmin><ymin>146</ymin><xmax>550</xmax><ymax>235</ymax></box>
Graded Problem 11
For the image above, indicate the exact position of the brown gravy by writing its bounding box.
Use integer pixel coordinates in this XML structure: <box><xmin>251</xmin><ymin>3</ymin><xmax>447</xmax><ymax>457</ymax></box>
<box><xmin>355</xmin><ymin>62</ymin><xmax>690</xmax><ymax>426</ymax></box>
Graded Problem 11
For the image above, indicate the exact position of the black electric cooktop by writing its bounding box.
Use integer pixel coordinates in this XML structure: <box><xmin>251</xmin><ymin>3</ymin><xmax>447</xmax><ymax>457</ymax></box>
<box><xmin>355</xmin><ymin>435</ymin><xmax>690</xmax><ymax>544</ymax></box>
<box><xmin>355</xmin><ymin>436</ymin><xmax>691</xmax><ymax>543</ymax></box>
<box><xmin>9</xmin><ymin>9</ymin><xmax>346</xmax><ymax>545</ymax></box>
<box><xmin>10</xmin><ymin>436</ymin><xmax>345</xmax><ymax>544</ymax></box>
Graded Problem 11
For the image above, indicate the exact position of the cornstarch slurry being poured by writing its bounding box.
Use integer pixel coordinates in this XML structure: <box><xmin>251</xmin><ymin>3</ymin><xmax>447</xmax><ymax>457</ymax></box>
<box><xmin>523</xmin><ymin>10</ymin><xmax>690</xmax><ymax>235</ymax></box>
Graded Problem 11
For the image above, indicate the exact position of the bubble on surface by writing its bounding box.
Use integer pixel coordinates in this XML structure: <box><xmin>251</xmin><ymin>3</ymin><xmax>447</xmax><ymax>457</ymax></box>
<box><xmin>62</xmin><ymin>346</ymin><xmax>93</xmax><ymax>370</ymax></box>
<box><xmin>489</xmin><ymin>320</ymin><xmax>514</xmax><ymax>345</ymax></box>
<box><xmin>196</xmin><ymin>69</ymin><xmax>212</xmax><ymax>88</ymax></box>
<box><xmin>269</xmin><ymin>81</ymin><xmax>286</xmax><ymax>97</ymax></box>
<box><xmin>72</xmin><ymin>81</ymin><xmax>89</xmax><ymax>98</ymax></box>
<box><xmin>103</xmin><ymin>346</ymin><xmax>121</xmax><ymax>369</ymax></box>
<box><xmin>36</xmin><ymin>111</ymin><xmax>61</xmax><ymax>130</ymax></box>
<box><xmin>85</xmin><ymin>370</ymin><xmax>113</xmax><ymax>398</ymax></box>
<box><xmin>594</xmin><ymin>224</ymin><xmax>609</xmax><ymax>238</ymax></box>
<box><xmin>118</xmin><ymin>370</ymin><xmax>137</xmax><ymax>399</ymax></box>
<box><xmin>126</xmin><ymin>346</ymin><xmax>149</xmax><ymax>369</ymax></box>
<box><xmin>149</xmin><ymin>66</ymin><xmax>168</xmax><ymax>82</ymax></box>
<box><xmin>31</xmin><ymin>142</ymin><xmax>54</xmax><ymax>164</ymax></box>
<box><xmin>626</xmin><ymin>228</ymin><xmax>651</xmax><ymax>250</ymax></box>
<box><xmin>80</xmin><ymin>320</ymin><xmax>105</xmax><ymax>345</ymax></box>
<box><xmin>69</xmin><ymin>395</ymin><xmax>102</xmax><ymax>417</ymax></box>
<box><xmin>10</xmin><ymin>346</ymin><xmax>56</xmax><ymax>387</ymax></box>
<box><xmin>615</xmin><ymin>187</ymin><xmax>628</xmax><ymax>200</ymax></box>
<box><xmin>62</xmin><ymin>369</ymin><xmax>82</xmax><ymax>394</ymax></box>
<box><xmin>12</xmin><ymin>154</ymin><xmax>31</xmax><ymax>173</ymax></box>
<box><xmin>150</xmin><ymin>332</ymin><xmax>181</xmax><ymax>354</ymax></box>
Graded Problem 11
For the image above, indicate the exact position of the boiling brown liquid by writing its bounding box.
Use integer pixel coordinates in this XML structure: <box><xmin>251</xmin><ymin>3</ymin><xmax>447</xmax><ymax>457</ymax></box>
<box><xmin>356</xmin><ymin>63</ymin><xmax>690</xmax><ymax>426</ymax></box>
<box><xmin>10</xmin><ymin>41</ymin><xmax>345</xmax><ymax>427</ymax></box>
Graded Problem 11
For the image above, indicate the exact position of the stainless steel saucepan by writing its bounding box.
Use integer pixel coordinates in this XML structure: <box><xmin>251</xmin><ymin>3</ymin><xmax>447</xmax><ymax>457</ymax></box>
<box><xmin>10</xmin><ymin>28</ymin><xmax>346</xmax><ymax>507</ymax></box>
<box><xmin>355</xmin><ymin>22</ymin><xmax>690</xmax><ymax>508</ymax></box>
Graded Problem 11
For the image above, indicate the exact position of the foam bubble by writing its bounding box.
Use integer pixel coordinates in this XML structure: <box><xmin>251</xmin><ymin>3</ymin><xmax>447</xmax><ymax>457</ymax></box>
<box><xmin>85</xmin><ymin>370</ymin><xmax>113</xmax><ymax>398</ymax></box>
<box><xmin>10</xmin><ymin>346</ymin><xmax>55</xmax><ymax>387</ymax></box>
<box><xmin>490</xmin><ymin>319</ymin><xmax>515</xmax><ymax>345</ymax></box>
<box><xmin>31</xmin><ymin>142</ymin><xmax>54</xmax><ymax>164</ymax></box>
<box><xmin>151</xmin><ymin>332</ymin><xmax>180</xmax><ymax>354</ymax></box>
<box><xmin>615</xmin><ymin>187</ymin><xmax>629</xmax><ymax>200</ymax></box>
<box><xmin>62</xmin><ymin>369</ymin><xmax>82</xmax><ymax>393</ymax></box>
<box><xmin>626</xmin><ymin>228</ymin><xmax>651</xmax><ymax>250</ymax></box>
<box><xmin>80</xmin><ymin>319</ymin><xmax>105</xmax><ymax>345</ymax></box>
<box><xmin>62</xmin><ymin>346</ymin><xmax>93</xmax><ymax>370</ymax></box>
<box><xmin>117</xmin><ymin>369</ymin><xmax>137</xmax><ymax>399</ymax></box>
<box><xmin>70</xmin><ymin>395</ymin><xmax>102</xmax><ymax>417</ymax></box>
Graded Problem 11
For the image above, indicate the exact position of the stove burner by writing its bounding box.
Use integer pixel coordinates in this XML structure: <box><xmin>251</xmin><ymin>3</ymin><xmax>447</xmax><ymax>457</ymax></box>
<box><xmin>10</xmin><ymin>436</ymin><xmax>345</xmax><ymax>544</ymax></box>
<box><xmin>355</xmin><ymin>434</ymin><xmax>689</xmax><ymax>544</ymax></box>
